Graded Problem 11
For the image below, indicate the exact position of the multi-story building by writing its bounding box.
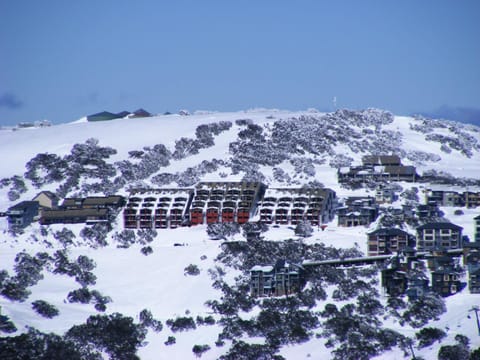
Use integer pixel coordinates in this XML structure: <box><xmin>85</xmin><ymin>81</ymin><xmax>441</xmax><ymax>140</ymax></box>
<box><xmin>250</xmin><ymin>260</ymin><xmax>305</xmax><ymax>297</ymax></box>
<box><xmin>7</xmin><ymin>201</ymin><xmax>39</xmax><ymax>230</ymax></box>
<box><xmin>123</xmin><ymin>188</ymin><xmax>193</xmax><ymax>229</ymax></box>
<box><xmin>431</xmin><ymin>270</ymin><xmax>462</xmax><ymax>297</ymax></box>
<box><xmin>338</xmin><ymin>155</ymin><xmax>418</xmax><ymax>183</ymax></box>
<box><xmin>257</xmin><ymin>187</ymin><xmax>336</xmax><ymax>226</ymax></box>
<box><xmin>425</xmin><ymin>189</ymin><xmax>480</xmax><ymax>208</ymax></box>
<box><xmin>367</xmin><ymin>228</ymin><xmax>413</xmax><ymax>256</ymax></box>
<box><xmin>337</xmin><ymin>197</ymin><xmax>379</xmax><ymax>227</ymax></box>
<box><xmin>474</xmin><ymin>215</ymin><xmax>480</xmax><ymax>242</ymax></box>
<box><xmin>189</xmin><ymin>182</ymin><xmax>266</xmax><ymax>226</ymax></box>
<box><xmin>416</xmin><ymin>222</ymin><xmax>463</xmax><ymax>251</ymax></box>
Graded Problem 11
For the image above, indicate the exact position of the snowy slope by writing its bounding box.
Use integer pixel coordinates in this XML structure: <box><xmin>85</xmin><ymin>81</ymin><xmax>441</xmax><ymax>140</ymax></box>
<box><xmin>1</xmin><ymin>108</ymin><xmax>480</xmax><ymax>359</ymax></box>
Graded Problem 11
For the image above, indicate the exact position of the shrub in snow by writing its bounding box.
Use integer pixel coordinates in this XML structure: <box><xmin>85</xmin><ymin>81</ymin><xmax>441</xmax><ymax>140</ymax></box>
<box><xmin>196</xmin><ymin>315</ymin><xmax>215</xmax><ymax>326</ymax></box>
<box><xmin>54</xmin><ymin>228</ymin><xmax>76</xmax><ymax>247</ymax></box>
<box><xmin>218</xmin><ymin>340</ymin><xmax>282</xmax><ymax>360</ymax></box>
<box><xmin>438</xmin><ymin>344</ymin><xmax>470</xmax><ymax>360</ymax></box>
<box><xmin>151</xmin><ymin>172</ymin><xmax>177</xmax><ymax>186</ymax></box>
<box><xmin>454</xmin><ymin>209</ymin><xmax>464</xmax><ymax>216</ymax></box>
<box><xmin>137</xmin><ymin>228</ymin><xmax>157</xmax><ymax>244</ymax></box>
<box><xmin>273</xmin><ymin>167</ymin><xmax>291</xmax><ymax>183</ymax></box>
<box><xmin>173</xmin><ymin>137</ymin><xmax>201</xmax><ymax>160</ymax></box>
<box><xmin>0</xmin><ymin>314</ymin><xmax>17</xmax><ymax>333</ymax></box>
<box><xmin>294</xmin><ymin>221</ymin><xmax>313</xmax><ymax>238</ymax></box>
<box><xmin>166</xmin><ymin>316</ymin><xmax>197</xmax><ymax>332</ymax></box>
<box><xmin>207</xmin><ymin>223</ymin><xmax>240</xmax><ymax>240</ymax></box>
<box><xmin>66</xmin><ymin>313</ymin><xmax>147</xmax><ymax>360</ymax></box>
<box><xmin>415</xmin><ymin>327</ymin><xmax>446</xmax><ymax>348</ymax></box>
<box><xmin>1</xmin><ymin>251</ymin><xmax>48</xmax><ymax>302</ymax></box>
<box><xmin>401</xmin><ymin>293</ymin><xmax>446</xmax><ymax>328</ymax></box>
<box><xmin>139</xmin><ymin>309</ymin><xmax>163</xmax><ymax>332</ymax></box>
<box><xmin>164</xmin><ymin>336</ymin><xmax>176</xmax><ymax>345</ymax></box>
<box><xmin>192</xmin><ymin>344</ymin><xmax>211</xmax><ymax>358</ymax></box>
<box><xmin>79</xmin><ymin>223</ymin><xmax>110</xmax><ymax>248</ymax></box>
<box><xmin>141</xmin><ymin>246</ymin><xmax>153</xmax><ymax>256</ymax></box>
<box><xmin>7</xmin><ymin>175</ymin><xmax>28</xmax><ymax>201</ymax></box>
<box><xmin>67</xmin><ymin>287</ymin><xmax>92</xmax><ymax>304</ymax></box>
<box><xmin>184</xmin><ymin>264</ymin><xmax>200</xmax><ymax>276</ymax></box>
<box><xmin>113</xmin><ymin>230</ymin><xmax>136</xmax><ymax>248</ymax></box>
<box><xmin>31</xmin><ymin>300</ymin><xmax>59</xmax><ymax>319</ymax></box>
<box><xmin>235</xmin><ymin>118</ymin><xmax>253</xmax><ymax>126</ymax></box>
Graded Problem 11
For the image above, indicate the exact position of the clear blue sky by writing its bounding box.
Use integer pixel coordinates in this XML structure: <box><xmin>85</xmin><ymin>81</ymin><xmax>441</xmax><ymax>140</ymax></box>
<box><xmin>1</xmin><ymin>0</ymin><xmax>479</xmax><ymax>125</ymax></box>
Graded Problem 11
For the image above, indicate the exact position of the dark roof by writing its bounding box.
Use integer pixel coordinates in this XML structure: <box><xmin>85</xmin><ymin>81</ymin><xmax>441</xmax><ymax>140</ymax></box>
<box><xmin>62</xmin><ymin>196</ymin><xmax>124</xmax><ymax>208</ymax></box>
<box><xmin>369</xmin><ymin>228</ymin><xmax>410</xmax><ymax>236</ymax></box>
<box><xmin>131</xmin><ymin>108</ymin><xmax>152</xmax><ymax>118</ymax></box>
<box><xmin>362</xmin><ymin>155</ymin><xmax>401</xmax><ymax>166</ymax></box>
<box><xmin>41</xmin><ymin>208</ymin><xmax>108</xmax><ymax>220</ymax></box>
<box><xmin>116</xmin><ymin>111</ymin><xmax>131</xmax><ymax>118</ymax></box>
<box><xmin>33</xmin><ymin>191</ymin><xmax>59</xmax><ymax>200</ymax></box>
<box><xmin>417</xmin><ymin>222</ymin><xmax>463</xmax><ymax>231</ymax></box>
<box><xmin>82</xmin><ymin>196</ymin><xmax>124</xmax><ymax>206</ymax></box>
<box><xmin>87</xmin><ymin>111</ymin><xmax>121</xmax><ymax>122</ymax></box>
<box><xmin>8</xmin><ymin>201</ymin><xmax>39</xmax><ymax>211</ymax></box>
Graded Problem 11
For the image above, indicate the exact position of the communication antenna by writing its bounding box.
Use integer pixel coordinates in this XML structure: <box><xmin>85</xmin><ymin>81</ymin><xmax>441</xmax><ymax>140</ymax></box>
<box><xmin>332</xmin><ymin>96</ymin><xmax>337</xmax><ymax>110</ymax></box>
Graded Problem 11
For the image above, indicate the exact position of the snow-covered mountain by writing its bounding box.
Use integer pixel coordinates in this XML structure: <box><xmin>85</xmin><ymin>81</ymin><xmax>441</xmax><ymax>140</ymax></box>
<box><xmin>0</xmin><ymin>108</ymin><xmax>479</xmax><ymax>359</ymax></box>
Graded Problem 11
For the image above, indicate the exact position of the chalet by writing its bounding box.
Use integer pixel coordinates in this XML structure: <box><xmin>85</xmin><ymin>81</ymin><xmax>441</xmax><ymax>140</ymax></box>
<box><xmin>416</xmin><ymin>203</ymin><xmax>443</xmax><ymax>220</ymax></box>
<box><xmin>375</xmin><ymin>185</ymin><xmax>396</xmax><ymax>204</ymax></box>
<box><xmin>464</xmin><ymin>242</ymin><xmax>480</xmax><ymax>271</ymax></box>
<box><xmin>258</xmin><ymin>187</ymin><xmax>336</xmax><ymax>226</ymax></box>
<box><xmin>381</xmin><ymin>251</ymin><xmax>429</xmax><ymax>299</ymax></box>
<box><xmin>32</xmin><ymin>191</ymin><xmax>59</xmax><ymax>209</ymax></box>
<box><xmin>381</xmin><ymin>268</ymin><xmax>407</xmax><ymax>297</ymax></box>
<box><xmin>474</xmin><ymin>215</ymin><xmax>480</xmax><ymax>242</ymax></box>
<box><xmin>367</xmin><ymin>228</ymin><xmax>414</xmax><ymax>256</ymax></box>
<box><xmin>406</xmin><ymin>274</ymin><xmax>430</xmax><ymax>301</ymax></box>
<box><xmin>337</xmin><ymin>196</ymin><xmax>378</xmax><ymax>227</ymax></box>
<box><xmin>189</xmin><ymin>182</ymin><xmax>266</xmax><ymax>226</ymax></box>
<box><xmin>6</xmin><ymin>201</ymin><xmax>39</xmax><ymax>230</ymax></box>
<box><xmin>416</xmin><ymin>222</ymin><xmax>463</xmax><ymax>252</ymax></box>
<box><xmin>250</xmin><ymin>260</ymin><xmax>305</xmax><ymax>297</ymax></box>
<box><xmin>123</xmin><ymin>188</ymin><xmax>193</xmax><ymax>229</ymax></box>
<box><xmin>431</xmin><ymin>269</ymin><xmax>462</xmax><ymax>297</ymax></box>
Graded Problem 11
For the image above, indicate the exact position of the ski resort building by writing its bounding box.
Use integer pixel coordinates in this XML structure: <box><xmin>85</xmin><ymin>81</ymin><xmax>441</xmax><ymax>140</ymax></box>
<box><xmin>40</xmin><ymin>195</ymin><xmax>125</xmax><ymax>225</ymax></box>
<box><xmin>257</xmin><ymin>187</ymin><xmax>336</xmax><ymax>226</ymax></box>
<box><xmin>189</xmin><ymin>182</ymin><xmax>266</xmax><ymax>226</ymax></box>
<box><xmin>337</xmin><ymin>196</ymin><xmax>379</xmax><ymax>227</ymax></box>
<box><xmin>416</xmin><ymin>222</ymin><xmax>463</xmax><ymax>252</ymax></box>
<box><xmin>7</xmin><ymin>201</ymin><xmax>39</xmax><ymax>230</ymax></box>
<box><xmin>475</xmin><ymin>215</ymin><xmax>480</xmax><ymax>242</ymax></box>
<box><xmin>337</xmin><ymin>154</ymin><xmax>418</xmax><ymax>184</ymax></box>
<box><xmin>123</xmin><ymin>188</ymin><xmax>194</xmax><ymax>229</ymax></box>
<box><xmin>367</xmin><ymin>228</ymin><xmax>414</xmax><ymax>256</ymax></box>
<box><xmin>250</xmin><ymin>260</ymin><xmax>305</xmax><ymax>297</ymax></box>
<box><xmin>425</xmin><ymin>189</ymin><xmax>480</xmax><ymax>208</ymax></box>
